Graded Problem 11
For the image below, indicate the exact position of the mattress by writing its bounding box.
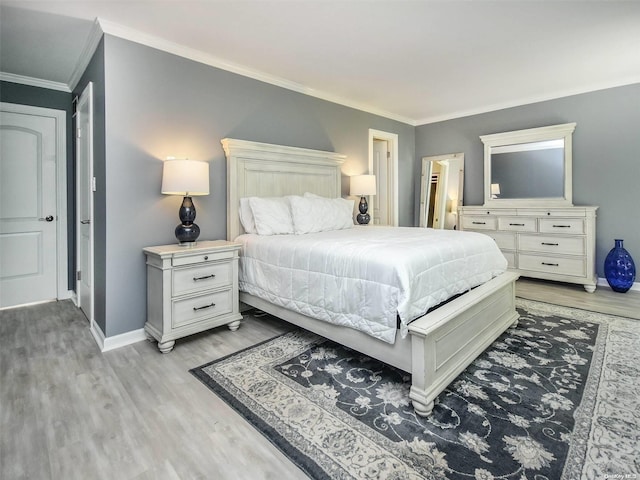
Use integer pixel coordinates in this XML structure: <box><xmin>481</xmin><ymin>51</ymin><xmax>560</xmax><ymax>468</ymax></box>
<box><xmin>236</xmin><ymin>226</ymin><xmax>508</xmax><ymax>344</ymax></box>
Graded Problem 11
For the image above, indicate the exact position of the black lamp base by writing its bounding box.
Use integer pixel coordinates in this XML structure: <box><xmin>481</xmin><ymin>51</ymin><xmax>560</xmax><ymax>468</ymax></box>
<box><xmin>175</xmin><ymin>223</ymin><xmax>200</xmax><ymax>245</ymax></box>
<box><xmin>356</xmin><ymin>196</ymin><xmax>371</xmax><ymax>225</ymax></box>
<box><xmin>175</xmin><ymin>196</ymin><xmax>200</xmax><ymax>245</ymax></box>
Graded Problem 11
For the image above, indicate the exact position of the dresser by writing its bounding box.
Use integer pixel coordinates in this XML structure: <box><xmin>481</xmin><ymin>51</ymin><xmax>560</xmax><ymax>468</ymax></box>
<box><xmin>460</xmin><ymin>206</ymin><xmax>598</xmax><ymax>292</ymax></box>
<box><xmin>144</xmin><ymin>240</ymin><xmax>243</xmax><ymax>353</ymax></box>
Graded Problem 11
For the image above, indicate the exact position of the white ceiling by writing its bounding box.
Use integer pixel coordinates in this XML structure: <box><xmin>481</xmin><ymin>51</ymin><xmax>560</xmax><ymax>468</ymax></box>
<box><xmin>1</xmin><ymin>1</ymin><xmax>639</xmax><ymax>125</ymax></box>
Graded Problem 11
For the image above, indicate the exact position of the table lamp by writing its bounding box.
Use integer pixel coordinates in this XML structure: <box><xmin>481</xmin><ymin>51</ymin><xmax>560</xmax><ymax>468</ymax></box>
<box><xmin>161</xmin><ymin>158</ymin><xmax>209</xmax><ymax>245</ymax></box>
<box><xmin>350</xmin><ymin>174</ymin><xmax>377</xmax><ymax>224</ymax></box>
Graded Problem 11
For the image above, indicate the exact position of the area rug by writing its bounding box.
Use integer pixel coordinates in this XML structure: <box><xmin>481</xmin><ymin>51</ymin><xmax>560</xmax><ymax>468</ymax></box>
<box><xmin>191</xmin><ymin>299</ymin><xmax>640</xmax><ymax>479</ymax></box>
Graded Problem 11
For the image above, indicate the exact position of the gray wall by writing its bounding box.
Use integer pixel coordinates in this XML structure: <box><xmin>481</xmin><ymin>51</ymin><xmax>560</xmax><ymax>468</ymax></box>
<box><xmin>415</xmin><ymin>83</ymin><xmax>640</xmax><ymax>278</ymax></box>
<box><xmin>100</xmin><ymin>35</ymin><xmax>415</xmax><ymax>337</ymax></box>
<box><xmin>0</xmin><ymin>80</ymin><xmax>75</xmax><ymax>289</ymax></box>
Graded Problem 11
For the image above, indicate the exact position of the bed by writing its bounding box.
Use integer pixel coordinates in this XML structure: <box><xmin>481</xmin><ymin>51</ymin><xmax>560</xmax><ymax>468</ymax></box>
<box><xmin>222</xmin><ymin>138</ymin><xmax>520</xmax><ymax>416</ymax></box>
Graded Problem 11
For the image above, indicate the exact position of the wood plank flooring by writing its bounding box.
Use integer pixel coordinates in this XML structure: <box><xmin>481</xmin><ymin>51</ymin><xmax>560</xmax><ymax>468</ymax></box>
<box><xmin>516</xmin><ymin>278</ymin><xmax>640</xmax><ymax>319</ymax></box>
<box><xmin>1</xmin><ymin>280</ymin><xmax>638</xmax><ymax>479</ymax></box>
<box><xmin>0</xmin><ymin>301</ymin><xmax>305</xmax><ymax>480</ymax></box>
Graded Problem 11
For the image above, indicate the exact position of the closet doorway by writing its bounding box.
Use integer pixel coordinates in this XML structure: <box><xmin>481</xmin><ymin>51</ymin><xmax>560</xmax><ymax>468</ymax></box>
<box><xmin>368</xmin><ymin>129</ymin><xmax>398</xmax><ymax>226</ymax></box>
<box><xmin>76</xmin><ymin>82</ymin><xmax>95</xmax><ymax>323</ymax></box>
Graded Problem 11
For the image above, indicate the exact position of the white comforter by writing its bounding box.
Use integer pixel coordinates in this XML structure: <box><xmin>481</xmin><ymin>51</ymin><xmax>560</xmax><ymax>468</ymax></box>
<box><xmin>237</xmin><ymin>226</ymin><xmax>507</xmax><ymax>344</ymax></box>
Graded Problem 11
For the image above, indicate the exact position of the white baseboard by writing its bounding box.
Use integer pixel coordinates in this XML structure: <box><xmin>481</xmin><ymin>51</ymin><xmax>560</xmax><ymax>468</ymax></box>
<box><xmin>66</xmin><ymin>290</ymin><xmax>78</xmax><ymax>305</ymax></box>
<box><xmin>90</xmin><ymin>320</ymin><xmax>147</xmax><ymax>352</ymax></box>
<box><xmin>596</xmin><ymin>276</ymin><xmax>640</xmax><ymax>292</ymax></box>
<box><xmin>89</xmin><ymin>319</ymin><xmax>106</xmax><ymax>349</ymax></box>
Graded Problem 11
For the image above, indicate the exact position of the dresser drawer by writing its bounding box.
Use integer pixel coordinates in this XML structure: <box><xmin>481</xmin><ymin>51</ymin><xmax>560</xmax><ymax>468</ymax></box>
<box><xmin>518</xmin><ymin>234</ymin><xmax>586</xmax><ymax>256</ymax></box>
<box><xmin>482</xmin><ymin>231</ymin><xmax>516</xmax><ymax>250</ymax></box>
<box><xmin>462</xmin><ymin>216</ymin><xmax>497</xmax><ymax>230</ymax></box>
<box><xmin>538</xmin><ymin>218</ymin><xmax>585</xmax><ymax>234</ymax></box>
<box><xmin>526</xmin><ymin>209</ymin><xmax>586</xmax><ymax>218</ymax></box>
<box><xmin>173</xmin><ymin>261</ymin><xmax>232</xmax><ymax>296</ymax></box>
<box><xmin>518</xmin><ymin>254</ymin><xmax>586</xmax><ymax>277</ymax></box>
<box><xmin>172</xmin><ymin>289</ymin><xmax>233</xmax><ymax>329</ymax></box>
<box><xmin>498</xmin><ymin>217</ymin><xmax>537</xmax><ymax>232</ymax></box>
<box><xmin>502</xmin><ymin>251</ymin><xmax>516</xmax><ymax>269</ymax></box>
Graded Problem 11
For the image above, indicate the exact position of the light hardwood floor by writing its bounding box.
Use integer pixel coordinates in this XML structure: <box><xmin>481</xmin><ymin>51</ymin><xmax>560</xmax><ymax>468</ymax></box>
<box><xmin>516</xmin><ymin>278</ymin><xmax>640</xmax><ymax>320</ymax></box>
<box><xmin>1</xmin><ymin>280</ymin><xmax>638</xmax><ymax>479</ymax></box>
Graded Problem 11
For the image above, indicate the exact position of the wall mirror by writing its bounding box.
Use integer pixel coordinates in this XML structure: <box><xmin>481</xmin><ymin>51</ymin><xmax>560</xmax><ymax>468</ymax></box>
<box><xmin>419</xmin><ymin>153</ymin><xmax>464</xmax><ymax>229</ymax></box>
<box><xmin>481</xmin><ymin>123</ymin><xmax>575</xmax><ymax>207</ymax></box>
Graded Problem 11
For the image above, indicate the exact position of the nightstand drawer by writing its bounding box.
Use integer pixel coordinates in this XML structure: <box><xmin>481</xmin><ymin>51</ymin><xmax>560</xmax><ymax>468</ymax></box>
<box><xmin>173</xmin><ymin>262</ymin><xmax>232</xmax><ymax>296</ymax></box>
<box><xmin>172</xmin><ymin>249</ymin><xmax>235</xmax><ymax>267</ymax></box>
<box><xmin>462</xmin><ymin>216</ymin><xmax>497</xmax><ymax>230</ymax></box>
<box><xmin>518</xmin><ymin>254</ymin><xmax>586</xmax><ymax>277</ymax></box>
<box><xmin>539</xmin><ymin>218</ymin><xmax>585</xmax><ymax>234</ymax></box>
<box><xmin>518</xmin><ymin>234</ymin><xmax>585</xmax><ymax>255</ymax></box>
<box><xmin>172</xmin><ymin>289</ymin><xmax>233</xmax><ymax>329</ymax></box>
<box><xmin>498</xmin><ymin>217</ymin><xmax>537</xmax><ymax>232</ymax></box>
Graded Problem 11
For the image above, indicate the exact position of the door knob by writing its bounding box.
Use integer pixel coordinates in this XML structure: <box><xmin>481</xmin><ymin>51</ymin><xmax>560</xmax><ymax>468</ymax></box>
<box><xmin>39</xmin><ymin>216</ymin><xmax>54</xmax><ymax>222</ymax></box>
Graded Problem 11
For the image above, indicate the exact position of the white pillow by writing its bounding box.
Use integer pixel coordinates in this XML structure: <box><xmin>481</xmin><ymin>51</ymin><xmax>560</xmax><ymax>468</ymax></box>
<box><xmin>289</xmin><ymin>195</ymin><xmax>354</xmax><ymax>234</ymax></box>
<box><xmin>238</xmin><ymin>197</ymin><xmax>257</xmax><ymax>234</ymax></box>
<box><xmin>248</xmin><ymin>196</ymin><xmax>295</xmax><ymax>235</ymax></box>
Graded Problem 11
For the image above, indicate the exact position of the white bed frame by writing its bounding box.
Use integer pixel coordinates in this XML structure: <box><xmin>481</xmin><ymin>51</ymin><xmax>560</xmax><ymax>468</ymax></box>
<box><xmin>222</xmin><ymin>138</ymin><xmax>520</xmax><ymax>416</ymax></box>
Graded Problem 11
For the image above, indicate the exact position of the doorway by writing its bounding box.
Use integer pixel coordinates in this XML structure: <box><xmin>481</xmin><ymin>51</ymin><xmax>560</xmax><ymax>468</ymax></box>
<box><xmin>368</xmin><ymin>129</ymin><xmax>398</xmax><ymax>226</ymax></box>
<box><xmin>0</xmin><ymin>103</ymin><xmax>68</xmax><ymax>308</ymax></box>
<box><xmin>76</xmin><ymin>83</ymin><xmax>94</xmax><ymax>322</ymax></box>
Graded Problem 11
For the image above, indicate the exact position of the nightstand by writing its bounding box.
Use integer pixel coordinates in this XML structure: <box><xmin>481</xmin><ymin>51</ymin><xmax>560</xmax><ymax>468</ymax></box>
<box><xmin>143</xmin><ymin>240</ymin><xmax>243</xmax><ymax>353</ymax></box>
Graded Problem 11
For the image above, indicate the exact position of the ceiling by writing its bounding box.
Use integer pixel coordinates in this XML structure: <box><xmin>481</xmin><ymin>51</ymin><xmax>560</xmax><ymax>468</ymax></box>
<box><xmin>1</xmin><ymin>1</ymin><xmax>639</xmax><ymax>125</ymax></box>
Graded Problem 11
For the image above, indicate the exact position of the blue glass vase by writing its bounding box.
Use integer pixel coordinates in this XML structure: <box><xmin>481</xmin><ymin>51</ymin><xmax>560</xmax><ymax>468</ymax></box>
<box><xmin>604</xmin><ymin>239</ymin><xmax>636</xmax><ymax>293</ymax></box>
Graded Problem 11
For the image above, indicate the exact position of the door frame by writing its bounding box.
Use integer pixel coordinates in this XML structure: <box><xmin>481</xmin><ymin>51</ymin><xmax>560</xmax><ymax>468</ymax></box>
<box><xmin>0</xmin><ymin>102</ymin><xmax>69</xmax><ymax>302</ymax></box>
<box><xmin>75</xmin><ymin>82</ymin><xmax>95</xmax><ymax>323</ymax></box>
<box><xmin>368</xmin><ymin>129</ymin><xmax>399</xmax><ymax>226</ymax></box>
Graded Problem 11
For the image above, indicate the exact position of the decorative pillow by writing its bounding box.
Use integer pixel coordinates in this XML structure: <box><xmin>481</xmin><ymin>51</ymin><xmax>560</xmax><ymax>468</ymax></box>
<box><xmin>289</xmin><ymin>195</ymin><xmax>354</xmax><ymax>234</ymax></box>
<box><xmin>238</xmin><ymin>197</ymin><xmax>257</xmax><ymax>234</ymax></box>
<box><xmin>248</xmin><ymin>196</ymin><xmax>295</xmax><ymax>235</ymax></box>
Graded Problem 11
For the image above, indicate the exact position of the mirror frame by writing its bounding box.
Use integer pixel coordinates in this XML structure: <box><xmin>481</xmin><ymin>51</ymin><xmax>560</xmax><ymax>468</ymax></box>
<box><xmin>481</xmin><ymin>122</ymin><xmax>576</xmax><ymax>208</ymax></box>
<box><xmin>419</xmin><ymin>152</ymin><xmax>464</xmax><ymax>229</ymax></box>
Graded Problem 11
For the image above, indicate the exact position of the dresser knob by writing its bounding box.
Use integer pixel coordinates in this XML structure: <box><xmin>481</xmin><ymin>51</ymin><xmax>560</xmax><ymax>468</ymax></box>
<box><xmin>204</xmin><ymin>256</ymin><xmax>209</xmax><ymax>260</ymax></box>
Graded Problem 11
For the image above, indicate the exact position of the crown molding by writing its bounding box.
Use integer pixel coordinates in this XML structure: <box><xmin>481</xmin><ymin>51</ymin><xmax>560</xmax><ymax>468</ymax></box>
<box><xmin>68</xmin><ymin>18</ymin><xmax>105</xmax><ymax>92</ymax></box>
<box><xmin>96</xmin><ymin>18</ymin><xmax>415</xmax><ymax>126</ymax></box>
<box><xmin>0</xmin><ymin>71</ymin><xmax>70</xmax><ymax>92</ymax></box>
<box><xmin>415</xmin><ymin>78</ymin><xmax>640</xmax><ymax>126</ymax></box>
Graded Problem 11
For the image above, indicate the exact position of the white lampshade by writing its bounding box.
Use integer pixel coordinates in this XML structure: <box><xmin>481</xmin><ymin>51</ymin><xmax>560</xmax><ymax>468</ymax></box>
<box><xmin>161</xmin><ymin>159</ymin><xmax>210</xmax><ymax>196</ymax></box>
<box><xmin>350</xmin><ymin>174</ymin><xmax>377</xmax><ymax>196</ymax></box>
<box><xmin>490</xmin><ymin>183</ymin><xmax>501</xmax><ymax>196</ymax></box>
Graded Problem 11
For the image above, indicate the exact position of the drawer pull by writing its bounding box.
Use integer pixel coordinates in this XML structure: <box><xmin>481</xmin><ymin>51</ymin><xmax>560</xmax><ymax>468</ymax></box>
<box><xmin>541</xmin><ymin>262</ymin><xmax>559</xmax><ymax>267</ymax></box>
<box><xmin>193</xmin><ymin>274</ymin><xmax>216</xmax><ymax>281</ymax></box>
<box><xmin>509</xmin><ymin>223</ymin><xmax>525</xmax><ymax>226</ymax></box>
<box><xmin>193</xmin><ymin>302</ymin><xmax>216</xmax><ymax>311</ymax></box>
<box><xmin>541</xmin><ymin>242</ymin><xmax>559</xmax><ymax>246</ymax></box>
<box><xmin>552</xmin><ymin>225</ymin><xmax>571</xmax><ymax>228</ymax></box>
<box><xmin>472</xmin><ymin>221</ymin><xmax>486</xmax><ymax>225</ymax></box>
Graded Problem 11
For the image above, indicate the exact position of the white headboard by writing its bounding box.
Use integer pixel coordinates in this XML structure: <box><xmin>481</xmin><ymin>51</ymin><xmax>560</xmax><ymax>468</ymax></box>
<box><xmin>222</xmin><ymin>138</ymin><xmax>347</xmax><ymax>241</ymax></box>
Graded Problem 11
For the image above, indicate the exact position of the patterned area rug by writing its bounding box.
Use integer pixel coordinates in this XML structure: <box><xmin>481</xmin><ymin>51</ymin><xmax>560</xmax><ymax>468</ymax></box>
<box><xmin>191</xmin><ymin>299</ymin><xmax>640</xmax><ymax>479</ymax></box>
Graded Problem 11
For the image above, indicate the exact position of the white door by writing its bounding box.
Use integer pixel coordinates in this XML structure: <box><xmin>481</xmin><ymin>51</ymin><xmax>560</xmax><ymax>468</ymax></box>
<box><xmin>76</xmin><ymin>83</ymin><xmax>94</xmax><ymax>321</ymax></box>
<box><xmin>0</xmin><ymin>108</ymin><xmax>58</xmax><ymax>307</ymax></box>
<box><xmin>372</xmin><ymin>139</ymin><xmax>389</xmax><ymax>225</ymax></box>
<box><xmin>369</xmin><ymin>129</ymin><xmax>398</xmax><ymax>226</ymax></box>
